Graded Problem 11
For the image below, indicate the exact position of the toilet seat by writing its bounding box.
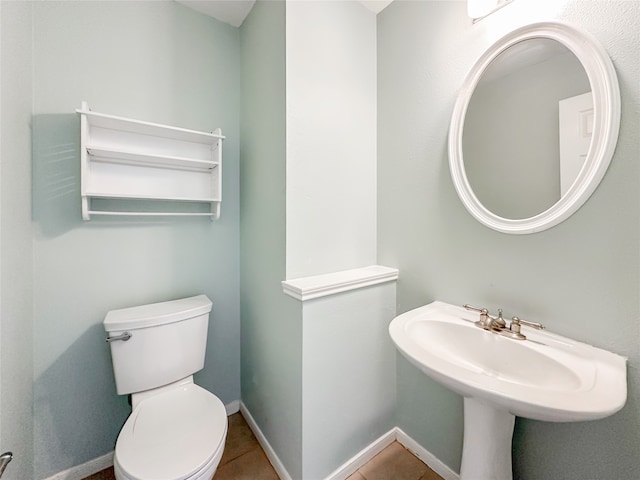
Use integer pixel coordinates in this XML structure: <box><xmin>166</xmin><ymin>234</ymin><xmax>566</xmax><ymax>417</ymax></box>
<box><xmin>114</xmin><ymin>383</ymin><xmax>227</xmax><ymax>480</ymax></box>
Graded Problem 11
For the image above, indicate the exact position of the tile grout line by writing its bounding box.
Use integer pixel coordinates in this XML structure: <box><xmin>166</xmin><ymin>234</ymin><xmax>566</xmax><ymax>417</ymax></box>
<box><xmin>219</xmin><ymin>441</ymin><xmax>264</xmax><ymax>470</ymax></box>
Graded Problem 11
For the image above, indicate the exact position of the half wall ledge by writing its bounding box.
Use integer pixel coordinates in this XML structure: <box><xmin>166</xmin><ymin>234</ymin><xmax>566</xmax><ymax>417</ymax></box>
<box><xmin>281</xmin><ymin>265</ymin><xmax>399</xmax><ymax>302</ymax></box>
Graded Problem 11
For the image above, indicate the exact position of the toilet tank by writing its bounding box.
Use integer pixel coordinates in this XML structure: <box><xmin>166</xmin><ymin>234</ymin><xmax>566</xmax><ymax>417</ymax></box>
<box><xmin>104</xmin><ymin>295</ymin><xmax>212</xmax><ymax>395</ymax></box>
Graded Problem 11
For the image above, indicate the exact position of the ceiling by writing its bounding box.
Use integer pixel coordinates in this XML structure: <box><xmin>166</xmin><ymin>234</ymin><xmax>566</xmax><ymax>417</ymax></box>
<box><xmin>176</xmin><ymin>0</ymin><xmax>395</xmax><ymax>27</ymax></box>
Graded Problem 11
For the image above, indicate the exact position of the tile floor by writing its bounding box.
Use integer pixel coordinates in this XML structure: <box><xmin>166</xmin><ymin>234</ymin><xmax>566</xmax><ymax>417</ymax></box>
<box><xmin>346</xmin><ymin>441</ymin><xmax>443</xmax><ymax>480</ymax></box>
<box><xmin>84</xmin><ymin>413</ymin><xmax>443</xmax><ymax>480</ymax></box>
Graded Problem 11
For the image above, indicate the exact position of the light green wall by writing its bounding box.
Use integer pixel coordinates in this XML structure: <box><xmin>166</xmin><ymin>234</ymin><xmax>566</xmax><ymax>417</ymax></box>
<box><xmin>0</xmin><ymin>2</ymin><xmax>34</xmax><ymax>479</ymax></box>
<box><xmin>8</xmin><ymin>1</ymin><xmax>638</xmax><ymax>478</ymax></box>
<box><xmin>378</xmin><ymin>0</ymin><xmax>640</xmax><ymax>478</ymax></box>
<box><xmin>302</xmin><ymin>284</ymin><xmax>397</xmax><ymax>479</ymax></box>
<box><xmin>31</xmin><ymin>2</ymin><xmax>240</xmax><ymax>478</ymax></box>
<box><xmin>240</xmin><ymin>1</ymin><xmax>303</xmax><ymax>478</ymax></box>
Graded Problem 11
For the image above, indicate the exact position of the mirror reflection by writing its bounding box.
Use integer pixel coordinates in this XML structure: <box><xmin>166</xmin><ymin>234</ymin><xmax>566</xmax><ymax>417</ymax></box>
<box><xmin>462</xmin><ymin>39</ymin><xmax>591</xmax><ymax>220</ymax></box>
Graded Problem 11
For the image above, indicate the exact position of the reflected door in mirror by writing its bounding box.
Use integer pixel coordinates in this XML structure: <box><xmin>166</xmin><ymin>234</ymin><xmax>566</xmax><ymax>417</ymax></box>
<box><xmin>559</xmin><ymin>92</ymin><xmax>594</xmax><ymax>195</ymax></box>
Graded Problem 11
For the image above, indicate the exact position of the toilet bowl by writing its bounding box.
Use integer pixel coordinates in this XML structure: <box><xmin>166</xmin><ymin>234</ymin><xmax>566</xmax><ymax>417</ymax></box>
<box><xmin>113</xmin><ymin>379</ymin><xmax>227</xmax><ymax>480</ymax></box>
<box><xmin>104</xmin><ymin>295</ymin><xmax>227</xmax><ymax>480</ymax></box>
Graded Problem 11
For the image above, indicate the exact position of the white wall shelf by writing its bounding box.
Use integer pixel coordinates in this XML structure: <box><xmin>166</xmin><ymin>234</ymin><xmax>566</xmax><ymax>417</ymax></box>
<box><xmin>77</xmin><ymin>101</ymin><xmax>224</xmax><ymax>220</ymax></box>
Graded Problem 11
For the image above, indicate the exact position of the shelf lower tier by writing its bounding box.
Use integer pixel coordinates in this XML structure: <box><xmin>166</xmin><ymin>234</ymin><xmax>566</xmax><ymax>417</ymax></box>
<box><xmin>87</xmin><ymin>211</ymin><xmax>215</xmax><ymax>217</ymax></box>
<box><xmin>86</xmin><ymin>146</ymin><xmax>219</xmax><ymax>172</ymax></box>
<box><xmin>84</xmin><ymin>192</ymin><xmax>220</xmax><ymax>202</ymax></box>
<box><xmin>82</xmin><ymin>194</ymin><xmax>220</xmax><ymax>221</ymax></box>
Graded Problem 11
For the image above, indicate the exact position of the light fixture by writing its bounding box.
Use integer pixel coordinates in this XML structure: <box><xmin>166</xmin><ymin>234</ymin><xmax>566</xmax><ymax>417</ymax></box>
<box><xmin>468</xmin><ymin>0</ymin><xmax>512</xmax><ymax>20</ymax></box>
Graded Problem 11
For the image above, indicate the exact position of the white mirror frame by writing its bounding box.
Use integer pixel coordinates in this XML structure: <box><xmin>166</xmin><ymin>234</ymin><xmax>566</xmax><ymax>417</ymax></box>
<box><xmin>449</xmin><ymin>21</ymin><xmax>620</xmax><ymax>234</ymax></box>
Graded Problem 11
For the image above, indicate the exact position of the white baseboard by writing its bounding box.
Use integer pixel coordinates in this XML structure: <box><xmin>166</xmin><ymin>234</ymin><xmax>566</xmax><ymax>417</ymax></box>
<box><xmin>43</xmin><ymin>451</ymin><xmax>113</xmax><ymax>480</ymax></box>
<box><xmin>396</xmin><ymin>428</ymin><xmax>460</xmax><ymax>480</ymax></box>
<box><xmin>239</xmin><ymin>402</ymin><xmax>458</xmax><ymax>480</ymax></box>
<box><xmin>45</xmin><ymin>403</ymin><xmax>457</xmax><ymax>480</ymax></box>
<box><xmin>240</xmin><ymin>402</ymin><xmax>293</xmax><ymax>480</ymax></box>
<box><xmin>323</xmin><ymin>427</ymin><xmax>459</xmax><ymax>480</ymax></box>
<box><xmin>323</xmin><ymin>428</ymin><xmax>396</xmax><ymax>480</ymax></box>
<box><xmin>225</xmin><ymin>399</ymin><xmax>241</xmax><ymax>416</ymax></box>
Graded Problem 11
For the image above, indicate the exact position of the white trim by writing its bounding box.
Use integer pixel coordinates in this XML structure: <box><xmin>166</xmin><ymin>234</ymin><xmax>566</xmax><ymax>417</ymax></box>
<box><xmin>281</xmin><ymin>265</ymin><xmax>399</xmax><ymax>301</ymax></box>
<box><xmin>42</xmin><ymin>451</ymin><xmax>114</xmax><ymax>480</ymax></box>
<box><xmin>448</xmin><ymin>21</ymin><xmax>620</xmax><ymax>234</ymax></box>
<box><xmin>323</xmin><ymin>428</ymin><xmax>396</xmax><ymax>480</ymax></box>
<box><xmin>396</xmin><ymin>428</ymin><xmax>460</xmax><ymax>480</ymax></box>
<box><xmin>43</xmin><ymin>406</ymin><xmax>457</xmax><ymax>480</ymax></box>
<box><xmin>239</xmin><ymin>402</ymin><xmax>458</xmax><ymax>480</ymax></box>
<box><xmin>240</xmin><ymin>402</ymin><xmax>293</xmax><ymax>480</ymax></box>
<box><xmin>225</xmin><ymin>399</ymin><xmax>240</xmax><ymax>416</ymax></box>
<box><xmin>323</xmin><ymin>427</ymin><xmax>459</xmax><ymax>480</ymax></box>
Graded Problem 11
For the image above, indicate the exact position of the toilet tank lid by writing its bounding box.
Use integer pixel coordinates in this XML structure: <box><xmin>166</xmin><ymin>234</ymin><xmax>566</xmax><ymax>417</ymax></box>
<box><xmin>104</xmin><ymin>295</ymin><xmax>212</xmax><ymax>332</ymax></box>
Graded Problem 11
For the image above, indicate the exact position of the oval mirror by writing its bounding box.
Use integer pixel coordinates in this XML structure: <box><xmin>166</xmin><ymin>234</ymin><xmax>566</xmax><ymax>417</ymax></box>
<box><xmin>449</xmin><ymin>22</ymin><xmax>620</xmax><ymax>234</ymax></box>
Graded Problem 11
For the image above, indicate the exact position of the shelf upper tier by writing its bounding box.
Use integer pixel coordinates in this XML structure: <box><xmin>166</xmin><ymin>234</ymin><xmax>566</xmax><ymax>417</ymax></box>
<box><xmin>76</xmin><ymin>108</ymin><xmax>225</xmax><ymax>144</ymax></box>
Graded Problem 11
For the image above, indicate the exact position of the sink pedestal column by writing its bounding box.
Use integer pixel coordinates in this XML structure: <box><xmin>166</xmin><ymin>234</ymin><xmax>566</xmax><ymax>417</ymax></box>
<box><xmin>460</xmin><ymin>397</ymin><xmax>515</xmax><ymax>480</ymax></box>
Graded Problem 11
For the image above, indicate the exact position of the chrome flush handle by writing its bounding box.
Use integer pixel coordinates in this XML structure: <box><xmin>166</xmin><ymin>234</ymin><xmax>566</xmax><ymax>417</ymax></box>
<box><xmin>105</xmin><ymin>332</ymin><xmax>132</xmax><ymax>343</ymax></box>
<box><xmin>0</xmin><ymin>452</ymin><xmax>13</xmax><ymax>478</ymax></box>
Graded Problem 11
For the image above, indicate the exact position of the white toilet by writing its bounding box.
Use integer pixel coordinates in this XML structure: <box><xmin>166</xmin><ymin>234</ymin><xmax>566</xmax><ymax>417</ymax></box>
<box><xmin>104</xmin><ymin>295</ymin><xmax>228</xmax><ymax>480</ymax></box>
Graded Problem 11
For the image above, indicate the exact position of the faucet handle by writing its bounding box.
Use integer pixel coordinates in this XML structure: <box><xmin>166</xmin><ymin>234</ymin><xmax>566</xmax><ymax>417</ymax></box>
<box><xmin>510</xmin><ymin>316</ymin><xmax>544</xmax><ymax>331</ymax></box>
<box><xmin>464</xmin><ymin>304</ymin><xmax>495</xmax><ymax>330</ymax></box>
<box><xmin>463</xmin><ymin>304</ymin><xmax>488</xmax><ymax>315</ymax></box>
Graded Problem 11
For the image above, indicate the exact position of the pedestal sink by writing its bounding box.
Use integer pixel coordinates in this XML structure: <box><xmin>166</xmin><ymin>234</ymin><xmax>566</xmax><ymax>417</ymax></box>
<box><xmin>389</xmin><ymin>301</ymin><xmax>627</xmax><ymax>480</ymax></box>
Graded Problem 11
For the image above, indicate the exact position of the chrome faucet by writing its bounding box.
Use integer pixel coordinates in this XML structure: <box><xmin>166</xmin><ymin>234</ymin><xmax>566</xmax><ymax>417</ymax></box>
<box><xmin>464</xmin><ymin>304</ymin><xmax>544</xmax><ymax>340</ymax></box>
<box><xmin>464</xmin><ymin>304</ymin><xmax>506</xmax><ymax>331</ymax></box>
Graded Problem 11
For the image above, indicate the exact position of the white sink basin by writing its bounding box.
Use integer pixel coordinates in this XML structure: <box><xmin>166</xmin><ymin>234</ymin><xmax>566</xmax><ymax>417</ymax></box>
<box><xmin>389</xmin><ymin>301</ymin><xmax>627</xmax><ymax>480</ymax></box>
<box><xmin>390</xmin><ymin>301</ymin><xmax>626</xmax><ymax>422</ymax></box>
